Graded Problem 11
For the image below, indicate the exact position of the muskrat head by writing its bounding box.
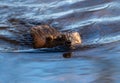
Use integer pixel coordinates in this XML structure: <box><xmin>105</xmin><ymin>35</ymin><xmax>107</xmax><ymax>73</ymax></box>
<box><xmin>57</xmin><ymin>32</ymin><xmax>82</xmax><ymax>49</ymax></box>
<box><xmin>62</xmin><ymin>32</ymin><xmax>82</xmax><ymax>46</ymax></box>
<box><xmin>70</xmin><ymin>32</ymin><xmax>82</xmax><ymax>45</ymax></box>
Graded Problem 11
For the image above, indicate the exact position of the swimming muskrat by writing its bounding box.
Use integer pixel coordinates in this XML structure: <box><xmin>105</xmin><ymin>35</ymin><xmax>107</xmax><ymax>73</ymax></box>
<box><xmin>30</xmin><ymin>25</ymin><xmax>82</xmax><ymax>50</ymax></box>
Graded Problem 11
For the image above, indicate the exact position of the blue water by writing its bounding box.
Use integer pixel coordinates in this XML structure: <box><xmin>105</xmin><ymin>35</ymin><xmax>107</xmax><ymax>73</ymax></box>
<box><xmin>0</xmin><ymin>0</ymin><xmax>120</xmax><ymax>83</ymax></box>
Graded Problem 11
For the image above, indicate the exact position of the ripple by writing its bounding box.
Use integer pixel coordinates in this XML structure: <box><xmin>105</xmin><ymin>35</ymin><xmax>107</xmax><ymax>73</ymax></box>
<box><xmin>0</xmin><ymin>0</ymin><xmax>120</xmax><ymax>52</ymax></box>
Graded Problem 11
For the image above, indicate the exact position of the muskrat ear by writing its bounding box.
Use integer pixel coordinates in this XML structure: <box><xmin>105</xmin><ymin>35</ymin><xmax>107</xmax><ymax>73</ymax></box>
<box><xmin>46</xmin><ymin>35</ymin><xmax>53</xmax><ymax>41</ymax></box>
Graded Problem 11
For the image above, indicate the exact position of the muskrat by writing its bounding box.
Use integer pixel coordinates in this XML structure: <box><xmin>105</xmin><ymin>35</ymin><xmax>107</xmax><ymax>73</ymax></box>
<box><xmin>30</xmin><ymin>24</ymin><xmax>82</xmax><ymax>50</ymax></box>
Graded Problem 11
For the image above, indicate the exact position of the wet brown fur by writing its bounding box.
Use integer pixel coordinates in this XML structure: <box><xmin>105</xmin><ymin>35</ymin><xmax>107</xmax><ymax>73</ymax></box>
<box><xmin>30</xmin><ymin>25</ymin><xmax>81</xmax><ymax>49</ymax></box>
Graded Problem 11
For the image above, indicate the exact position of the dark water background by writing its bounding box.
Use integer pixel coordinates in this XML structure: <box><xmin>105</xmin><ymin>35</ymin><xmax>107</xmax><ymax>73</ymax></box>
<box><xmin>0</xmin><ymin>0</ymin><xmax>120</xmax><ymax>83</ymax></box>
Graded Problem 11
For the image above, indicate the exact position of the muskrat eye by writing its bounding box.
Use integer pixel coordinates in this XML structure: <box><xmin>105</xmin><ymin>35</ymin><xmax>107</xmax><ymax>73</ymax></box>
<box><xmin>61</xmin><ymin>34</ymin><xmax>66</xmax><ymax>40</ymax></box>
<box><xmin>65</xmin><ymin>40</ymin><xmax>71</xmax><ymax>46</ymax></box>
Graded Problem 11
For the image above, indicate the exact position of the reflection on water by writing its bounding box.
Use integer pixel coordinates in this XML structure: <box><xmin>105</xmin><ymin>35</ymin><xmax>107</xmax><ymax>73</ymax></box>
<box><xmin>63</xmin><ymin>52</ymin><xmax>73</xmax><ymax>58</ymax></box>
<box><xmin>0</xmin><ymin>51</ymin><xmax>120</xmax><ymax>83</ymax></box>
<box><xmin>0</xmin><ymin>0</ymin><xmax>120</xmax><ymax>83</ymax></box>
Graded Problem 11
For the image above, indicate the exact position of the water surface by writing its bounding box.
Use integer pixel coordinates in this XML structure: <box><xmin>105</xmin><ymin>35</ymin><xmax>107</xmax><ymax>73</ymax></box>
<box><xmin>0</xmin><ymin>0</ymin><xmax>120</xmax><ymax>83</ymax></box>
